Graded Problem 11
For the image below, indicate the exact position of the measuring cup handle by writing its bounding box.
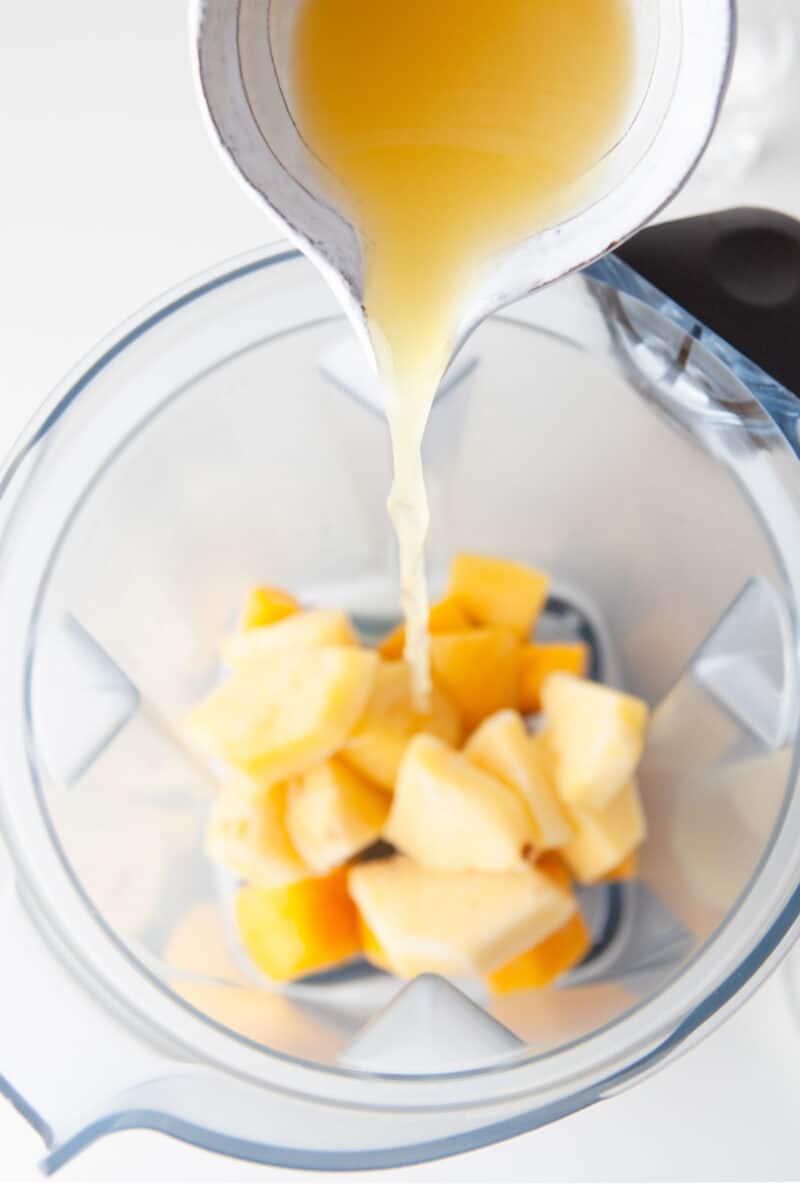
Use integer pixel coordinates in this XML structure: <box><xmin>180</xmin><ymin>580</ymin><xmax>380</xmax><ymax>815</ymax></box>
<box><xmin>617</xmin><ymin>207</ymin><xmax>800</xmax><ymax>400</ymax></box>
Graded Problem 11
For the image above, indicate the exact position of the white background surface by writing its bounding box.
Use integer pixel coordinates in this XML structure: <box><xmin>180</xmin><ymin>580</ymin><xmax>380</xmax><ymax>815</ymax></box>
<box><xmin>2</xmin><ymin>0</ymin><xmax>800</xmax><ymax>1183</ymax></box>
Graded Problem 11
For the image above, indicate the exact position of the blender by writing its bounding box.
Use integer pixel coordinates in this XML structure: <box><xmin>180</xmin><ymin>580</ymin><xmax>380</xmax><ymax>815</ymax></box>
<box><xmin>5</xmin><ymin>0</ymin><xmax>800</xmax><ymax>1177</ymax></box>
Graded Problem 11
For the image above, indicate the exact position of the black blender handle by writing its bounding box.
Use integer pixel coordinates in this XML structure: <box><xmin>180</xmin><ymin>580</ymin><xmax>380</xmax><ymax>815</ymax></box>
<box><xmin>616</xmin><ymin>208</ymin><xmax>800</xmax><ymax>398</ymax></box>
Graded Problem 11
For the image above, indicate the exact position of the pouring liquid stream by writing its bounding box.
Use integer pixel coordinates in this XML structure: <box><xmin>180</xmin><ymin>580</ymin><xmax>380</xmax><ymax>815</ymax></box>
<box><xmin>291</xmin><ymin>0</ymin><xmax>634</xmax><ymax>707</ymax></box>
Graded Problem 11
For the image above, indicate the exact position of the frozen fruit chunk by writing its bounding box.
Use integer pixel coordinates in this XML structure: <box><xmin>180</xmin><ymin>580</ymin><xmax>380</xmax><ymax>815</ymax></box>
<box><xmin>348</xmin><ymin>855</ymin><xmax>576</xmax><ymax>977</ymax></box>
<box><xmin>340</xmin><ymin>660</ymin><xmax>462</xmax><ymax>790</ymax></box>
<box><xmin>542</xmin><ymin>673</ymin><xmax>649</xmax><ymax>810</ymax></box>
<box><xmin>235</xmin><ymin>869</ymin><xmax>361</xmax><ymax>981</ymax></box>
<box><xmin>486</xmin><ymin>836</ymin><xmax>594</xmax><ymax>991</ymax></box>
<box><xmin>465</xmin><ymin>711</ymin><xmax>570</xmax><ymax>851</ymax></box>
<box><xmin>487</xmin><ymin>848</ymin><xmax>590</xmax><ymax>991</ymax></box>
<box><xmin>185</xmin><ymin>646</ymin><xmax>377</xmax><ymax>784</ymax></box>
<box><xmin>378</xmin><ymin>596</ymin><xmax>472</xmax><ymax>661</ymax></box>
<box><xmin>448</xmin><ymin>553</ymin><xmax>549</xmax><ymax>638</ymax></box>
<box><xmin>520</xmin><ymin>643</ymin><xmax>588</xmax><ymax>712</ymax></box>
<box><xmin>561</xmin><ymin>778</ymin><xmax>647</xmax><ymax>885</ymax></box>
<box><xmin>386</xmin><ymin>733</ymin><xmax>536</xmax><ymax>872</ymax></box>
<box><xmin>222</xmin><ymin>609</ymin><xmax>356</xmax><ymax>668</ymax></box>
<box><xmin>430</xmin><ymin>629</ymin><xmax>521</xmax><ymax>732</ymax></box>
<box><xmin>488</xmin><ymin>910</ymin><xmax>591</xmax><ymax>993</ymax></box>
<box><xmin>240</xmin><ymin>585</ymin><xmax>300</xmax><ymax>631</ymax></box>
<box><xmin>287</xmin><ymin>759</ymin><xmax>390</xmax><ymax>874</ymax></box>
<box><xmin>535</xmin><ymin>850</ymin><xmax>574</xmax><ymax>892</ymax></box>
<box><xmin>206</xmin><ymin>775</ymin><xmax>308</xmax><ymax>887</ymax></box>
<box><xmin>358</xmin><ymin>913</ymin><xmax>390</xmax><ymax>970</ymax></box>
<box><xmin>602</xmin><ymin>850</ymin><xmax>639</xmax><ymax>882</ymax></box>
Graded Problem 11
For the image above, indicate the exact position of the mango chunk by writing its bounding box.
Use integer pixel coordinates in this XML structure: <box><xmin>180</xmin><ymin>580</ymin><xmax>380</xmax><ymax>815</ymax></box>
<box><xmin>520</xmin><ymin>643</ymin><xmax>589</xmax><ymax>712</ymax></box>
<box><xmin>386</xmin><ymin>733</ymin><xmax>535</xmax><ymax>872</ymax></box>
<box><xmin>240</xmin><ymin>585</ymin><xmax>300</xmax><ymax>631</ymax></box>
<box><xmin>431</xmin><ymin>628</ymin><xmax>521</xmax><ymax>732</ymax></box>
<box><xmin>235</xmin><ymin>869</ymin><xmax>361</xmax><ymax>981</ymax></box>
<box><xmin>222</xmin><ymin>609</ymin><xmax>356</xmax><ymax>669</ymax></box>
<box><xmin>349</xmin><ymin>856</ymin><xmax>576</xmax><ymax>977</ymax></box>
<box><xmin>448</xmin><ymin>553</ymin><xmax>549</xmax><ymax>638</ymax></box>
<box><xmin>185</xmin><ymin>646</ymin><xmax>377</xmax><ymax>784</ymax></box>
<box><xmin>287</xmin><ymin>759</ymin><xmax>390</xmax><ymax>873</ymax></box>
<box><xmin>542</xmin><ymin>673</ymin><xmax>649</xmax><ymax>810</ymax></box>
<box><xmin>206</xmin><ymin>775</ymin><xmax>308</xmax><ymax>887</ymax></box>
<box><xmin>465</xmin><ymin>711</ymin><xmax>571</xmax><ymax>852</ymax></box>
<box><xmin>378</xmin><ymin>596</ymin><xmax>473</xmax><ymax>661</ymax></box>
<box><xmin>602</xmin><ymin>850</ymin><xmax>640</xmax><ymax>882</ymax></box>
<box><xmin>561</xmin><ymin>778</ymin><xmax>647</xmax><ymax>885</ymax></box>
<box><xmin>340</xmin><ymin>660</ymin><xmax>463</xmax><ymax>790</ymax></box>
<box><xmin>488</xmin><ymin>910</ymin><xmax>591</xmax><ymax>993</ymax></box>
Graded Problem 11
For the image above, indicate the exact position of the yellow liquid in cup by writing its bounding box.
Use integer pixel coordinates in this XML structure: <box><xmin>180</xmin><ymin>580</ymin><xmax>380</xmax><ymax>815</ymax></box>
<box><xmin>291</xmin><ymin>0</ymin><xmax>633</xmax><ymax>705</ymax></box>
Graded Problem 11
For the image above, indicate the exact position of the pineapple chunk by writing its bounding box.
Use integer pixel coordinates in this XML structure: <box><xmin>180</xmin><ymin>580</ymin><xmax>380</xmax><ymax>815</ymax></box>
<box><xmin>185</xmin><ymin>646</ymin><xmax>377</xmax><ymax>784</ymax></box>
<box><xmin>561</xmin><ymin>778</ymin><xmax>647</xmax><ymax>884</ymax></box>
<box><xmin>386</xmin><ymin>733</ymin><xmax>536</xmax><ymax>872</ymax></box>
<box><xmin>240</xmin><ymin>585</ymin><xmax>300</xmax><ymax>631</ymax></box>
<box><xmin>542</xmin><ymin>673</ymin><xmax>649</xmax><ymax>810</ymax></box>
<box><xmin>236</xmin><ymin>869</ymin><xmax>361</xmax><ymax>981</ymax></box>
<box><xmin>358</xmin><ymin>913</ymin><xmax>390</xmax><ymax>969</ymax></box>
<box><xmin>488</xmin><ymin>910</ymin><xmax>591</xmax><ymax>993</ymax></box>
<box><xmin>465</xmin><ymin>711</ymin><xmax>571</xmax><ymax>851</ymax></box>
<box><xmin>536</xmin><ymin>850</ymin><xmax>574</xmax><ymax>892</ymax></box>
<box><xmin>340</xmin><ymin>660</ymin><xmax>462</xmax><ymax>790</ymax></box>
<box><xmin>487</xmin><ymin>838</ymin><xmax>592</xmax><ymax>991</ymax></box>
<box><xmin>287</xmin><ymin>759</ymin><xmax>390</xmax><ymax>873</ymax></box>
<box><xmin>431</xmin><ymin>629</ymin><xmax>521</xmax><ymax>732</ymax></box>
<box><xmin>520</xmin><ymin>643</ymin><xmax>588</xmax><ymax>712</ymax></box>
<box><xmin>222</xmin><ymin>609</ymin><xmax>356</xmax><ymax>669</ymax></box>
<box><xmin>348</xmin><ymin>856</ymin><xmax>576</xmax><ymax>977</ymax></box>
<box><xmin>206</xmin><ymin>775</ymin><xmax>308</xmax><ymax>887</ymax></box>
<box><xmin>448</xmin><ymin>553</ymin><xmax>549</xmax><ymax>638</ymax></box>
<box><xmin>379</xmin><ymin>596</ymin><xmax>472</xmax><ymax>660</ymax></box>
<box><xmin>602</xmin><ymin>850</ymin><xmax>639</xmax><ymax>882</ymax></box>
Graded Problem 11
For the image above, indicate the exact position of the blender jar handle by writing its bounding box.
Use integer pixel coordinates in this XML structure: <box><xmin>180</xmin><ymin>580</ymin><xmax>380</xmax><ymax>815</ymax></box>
<box><xmin>617</xmin><ymin>208</ymin><xmax>800</xmax><ymax>400</ymax></box>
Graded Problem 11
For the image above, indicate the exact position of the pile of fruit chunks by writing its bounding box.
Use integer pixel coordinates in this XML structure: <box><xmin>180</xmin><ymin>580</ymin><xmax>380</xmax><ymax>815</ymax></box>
<box><xmin>185</xmin><ymin>554</ymin><xmax>649</xmax><ymax>993</ymax></box>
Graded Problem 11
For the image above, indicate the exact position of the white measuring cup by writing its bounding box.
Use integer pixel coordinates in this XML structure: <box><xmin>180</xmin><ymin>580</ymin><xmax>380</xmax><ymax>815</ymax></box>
<box><xmin>195</xmin><ymin>0</ymin><xmax>735</xmax><ymax>362</ymax></box>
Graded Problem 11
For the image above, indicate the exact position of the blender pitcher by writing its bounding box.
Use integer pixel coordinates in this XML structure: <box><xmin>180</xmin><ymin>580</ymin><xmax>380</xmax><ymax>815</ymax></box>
<box><xmin>2</xmin><ymin>209</ymin><xmax>800</xmax><ymax>1172</ymax></box>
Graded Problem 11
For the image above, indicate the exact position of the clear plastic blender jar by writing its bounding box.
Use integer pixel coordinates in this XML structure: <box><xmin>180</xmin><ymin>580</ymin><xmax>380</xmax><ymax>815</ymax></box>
<box><xmin>2</xmin><ymin>219</ymin><xmax>800</xmax><ymax>1171</ymax></box>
